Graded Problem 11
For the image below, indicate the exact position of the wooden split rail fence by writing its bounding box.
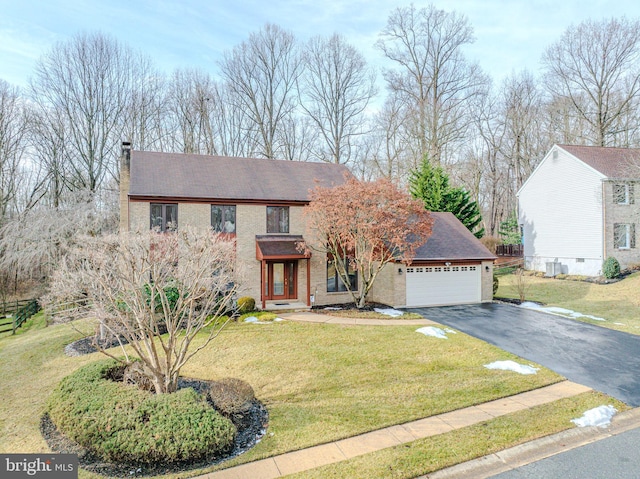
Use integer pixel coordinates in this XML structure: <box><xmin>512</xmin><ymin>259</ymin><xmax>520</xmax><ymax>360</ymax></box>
<box><xmin>0</xmin><ymin>299</ymin><xmax>41</xmax><ymax>335</ymax></box>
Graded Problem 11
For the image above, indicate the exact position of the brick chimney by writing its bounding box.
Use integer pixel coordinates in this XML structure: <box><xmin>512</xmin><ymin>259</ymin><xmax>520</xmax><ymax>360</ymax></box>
<box><xmin>119</xmin><ymin>142</ymin><xmax>132</xmax><ymax>232</ymax></box>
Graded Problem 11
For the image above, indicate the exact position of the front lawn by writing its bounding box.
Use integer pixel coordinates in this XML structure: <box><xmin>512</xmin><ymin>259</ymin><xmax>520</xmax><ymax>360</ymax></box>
<box><xmin>496</xmin><ymin>272</ymin><xmax>640</xmax><ymax>335</ymax></box>
<box><xmin>0</xmin><ymin>312</ymin><xmax>620</xmax><ymax>478</ymax></box>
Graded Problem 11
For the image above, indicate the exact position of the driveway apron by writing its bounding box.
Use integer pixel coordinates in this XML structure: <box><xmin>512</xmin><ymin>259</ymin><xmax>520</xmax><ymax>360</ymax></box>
<box><xmin>409</xmin><ymin>303</ymin><xmax>640</xmax><ymax>407</ymax></box>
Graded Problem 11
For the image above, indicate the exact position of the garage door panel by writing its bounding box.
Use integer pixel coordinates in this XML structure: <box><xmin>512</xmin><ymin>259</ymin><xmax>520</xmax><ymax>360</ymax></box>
<box><xmin>406</xmin><ymin>266</ymin><xmax>481</xmax><ymax>307</ymax></box>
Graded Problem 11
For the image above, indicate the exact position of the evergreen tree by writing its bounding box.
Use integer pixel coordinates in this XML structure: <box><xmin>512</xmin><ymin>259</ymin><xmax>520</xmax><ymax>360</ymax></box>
<box><xmin>409</xmin><ymin>159</ymin><xmax>485</xmax><ymax>238</ymax></box>
<box><xmin>498</xmin><ymin>213</ymin><xmax>522</xmax><ymax>244</ymax></box>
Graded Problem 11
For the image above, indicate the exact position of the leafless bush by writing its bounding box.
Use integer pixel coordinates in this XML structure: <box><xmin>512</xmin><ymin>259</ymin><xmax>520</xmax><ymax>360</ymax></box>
<box><xmin>43</xmin><ymin>227</ymin><xmax>242</xmax><ymax>394</ymax></box>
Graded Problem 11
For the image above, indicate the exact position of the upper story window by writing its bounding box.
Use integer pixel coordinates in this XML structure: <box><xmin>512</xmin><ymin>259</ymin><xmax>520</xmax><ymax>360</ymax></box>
<box><xmin>150</xmin><ymin>203</ymin><xmax>177</xmax><ymax>232</ymax></box>
<box><xmin>267</xmin><ymin>206</ymin><xmax>289</xmax><ymax>233</ymax></box>
<box><xmin>211</xmin><ymin>205</ymin><xmax>236</xmax><ymax>233</ymax></box>
<box><xmin>613</xmin><ymin>183</ymin><xmax>634</xmax><ymax>205</ymax></box>
<box><xmin>614</xmin><ymin>223</ymin><xmax>636</xmax><ymax>249</ymax></box>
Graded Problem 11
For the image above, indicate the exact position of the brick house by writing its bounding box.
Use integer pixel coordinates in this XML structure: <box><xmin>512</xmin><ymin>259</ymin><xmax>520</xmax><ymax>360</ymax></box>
<box><xmin>119</xmin><ymin>144</ymin><xmax>495</xmax><ymax>309</ymax></box>
<box><xmin>519</xmin><ymin>144</ymin><xmax>640</xmax><ymax>276</ymax></box>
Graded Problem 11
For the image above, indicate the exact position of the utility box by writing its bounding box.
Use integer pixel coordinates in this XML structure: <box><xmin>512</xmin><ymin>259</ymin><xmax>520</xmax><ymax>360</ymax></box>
<box><xmin>545</xmin><ymin>262</ymin><xmax>562</xmax><ymax>277</ymax></box>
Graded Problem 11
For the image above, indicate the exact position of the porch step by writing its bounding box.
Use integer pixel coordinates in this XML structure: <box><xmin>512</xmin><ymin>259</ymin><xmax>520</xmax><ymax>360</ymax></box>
<box><xmin>262</xmin><ymin>301</ymin><xmax>310</xmax><ymax>311</ymax></box>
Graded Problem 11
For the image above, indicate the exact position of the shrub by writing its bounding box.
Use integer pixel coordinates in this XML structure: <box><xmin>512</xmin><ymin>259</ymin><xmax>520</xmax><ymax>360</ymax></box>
<box><xmin>492</xmin><ymin>274</ymin><xmax>499</xmax><ymax>296</ymax></box>
<box><xmin>603</xmin><ymin>257</ymin><xmax>621</xmax><ymax>279</ymax></box>
<box><xmin>479</xmin><ymin>236</ymin><xmax>501</xmax><ymax>254</ymax></box>
<box><xmin>47</xmin><ymin>359</ymin><xmax>236</xmax><ymax>464</ymax></box>
<box><xmin>208</xmin><ymin>378</ymin><xmax>255</xmax><ymax>417</ymax></box>
<box><xmin>237</xmin><ymin>296</ymin><xmax>256</xmax><ymax>314</ymax></box>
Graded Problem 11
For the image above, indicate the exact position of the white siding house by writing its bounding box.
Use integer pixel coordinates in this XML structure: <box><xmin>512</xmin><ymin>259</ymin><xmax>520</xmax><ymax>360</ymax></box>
<box><xmin>518</xmin><ymin>145</ymin><xmax>640</xmax><ymax>276</ymax></box>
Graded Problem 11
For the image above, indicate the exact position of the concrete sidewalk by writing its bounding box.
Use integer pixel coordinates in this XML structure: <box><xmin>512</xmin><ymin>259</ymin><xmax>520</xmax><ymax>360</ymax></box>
<box><xmin>425</xmin><ymin>406</ymin><xmax>640</xmax><ymax>479</ymax></box>
<box><xmin>199</xmin><ymin>381</ymin><xmax>592</xmax><ymax>479</ymax></box>
<box><xmin>278</xmin><ymin>311</ymin><xmax>437</xmax><ymax>326</ymax></box>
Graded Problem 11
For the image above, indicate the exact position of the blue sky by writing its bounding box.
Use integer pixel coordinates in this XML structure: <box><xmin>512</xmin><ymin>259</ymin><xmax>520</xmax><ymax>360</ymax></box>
<box><xmin>1</xmin><ymin>0</ymin><xmax>638</xmax><ymax>88</ymax></box>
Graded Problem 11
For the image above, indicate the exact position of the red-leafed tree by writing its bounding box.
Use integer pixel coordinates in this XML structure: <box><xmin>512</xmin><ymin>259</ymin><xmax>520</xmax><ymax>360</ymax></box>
<box><xmin>303</xmin><ymin>176</ymin><xmax>433</xmax><ymax>308</ymax></box>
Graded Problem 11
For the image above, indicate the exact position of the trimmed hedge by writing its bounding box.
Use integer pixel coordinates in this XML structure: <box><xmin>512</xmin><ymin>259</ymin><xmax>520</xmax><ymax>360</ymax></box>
<box><xmin>47</xmin><ymin>360</ymin><xmax>236</xmax><ymax>464</ymax></box>
<box><xmin>237</xmin><ymin>296</ymin><xmax>256</xmax><ymax>314</ymax></box>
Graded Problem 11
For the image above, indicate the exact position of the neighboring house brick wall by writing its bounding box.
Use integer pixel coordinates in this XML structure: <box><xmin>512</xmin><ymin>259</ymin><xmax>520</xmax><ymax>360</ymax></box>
<box><xmin>519</xmin><ymin>147</ymin><xmax>605</xmax><ymax>276</ymax></box>
<box><xmin>603</xmin><ymin>181</ymin><xmax>640</xmax><ymax>269</ymax></box>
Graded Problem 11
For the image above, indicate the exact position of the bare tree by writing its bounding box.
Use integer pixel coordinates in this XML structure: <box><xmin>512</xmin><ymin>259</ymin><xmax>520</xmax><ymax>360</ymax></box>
<box><xmin>29</xmin><ymin>32</ymin><xmax>141</xmax><ymax>192</ymax></box>
<box><xmin>166</xmin><ymin>69</ymin><xmax>217</xmax><ymax>155</ymax></box>
<box><xmin>124</xmin><ymin>56</ymin><xmax>168</xmax><ymax>152</ymax></box>
<box><xmin>0</xmin><ymin>190</ymin><xmax>118</xmax><ymax>293</ymax></box>
<box><xmin>542</xmin><ymin>17</ymin><xmax>640</xmax><ymax>147</ymax></box>
<box><xmin>43</xmin><ymin>227</ymin><xmax>240</xmax><ymax>394</ymax></box>
<box><xmin>28</xmin><ymin>103</ymin><xmax>70</xmax><ymax>209</ymax></box>
<box><xmin>299</xmin><ymin>34</ymin><xmax>377</xmax><ymax>164</ymax></box>
<box><xmin>220</xmin><ymin>24</ymin><xmax>302</xmax><ymax>159</ymax></box>
<box><xmin>500</xmin><ymin>70</ymin><xmax>547</xmax><ymax>191</ymax></box>
<box><xmin>0</xmin><ymin>80</ymin><xmax>30</xmax><ymax>220</ymax></box>
<box><xmin>376</xmin><ymin>4</ymin><xmax>489</xmax><ymax>165</ymax></box>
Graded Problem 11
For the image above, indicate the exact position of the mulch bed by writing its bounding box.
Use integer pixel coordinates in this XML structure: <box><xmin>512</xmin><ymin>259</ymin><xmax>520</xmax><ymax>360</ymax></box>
<box><xmin>312</xmin><ymin>301</ymin><xmax>394</xmax><ymax>313</ymax></box>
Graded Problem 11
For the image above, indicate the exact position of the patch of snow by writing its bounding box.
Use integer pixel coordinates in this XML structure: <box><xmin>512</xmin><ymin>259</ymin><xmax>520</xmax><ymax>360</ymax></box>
<box><xmin>416</xmin><ymin>326</ymin><xmax>449</xmax><ymax>339</ymax></box>
<box><xmin>245</xmin><ymin>316</ymin><xmax>281</xmax><ymax>324</ymax></box>
<box><xmin>519</xmin><ymin>302</ymin><xmax>606</xmax><ymax>321</ymax></box>
<box><xmin>614</xmin><ymin>322</ymin><xmax>625</xmax><ymax>326</ymax></box>
<box><xmin>571</xmin><ymin>405</ymin><xmax>617</xmax><ymax>427</ymax></box>
<box><xmin>374</xmin><ymin>308</ymin><xmax>404</xmax><ymax>317</ymax></box>
<box><xmin>444</xmin><ymin>328</ymin><xmax>458</xmax><ymax>334</ymax></box>
<box><xmin>324</xmin><ymin>307</ymin><xmax>342</xmax><ymax>310</ymax></box>
<box><xmin>484</xmin><ymin>360</ymin><xmax>539</xmax><ymax>375</ymax></box>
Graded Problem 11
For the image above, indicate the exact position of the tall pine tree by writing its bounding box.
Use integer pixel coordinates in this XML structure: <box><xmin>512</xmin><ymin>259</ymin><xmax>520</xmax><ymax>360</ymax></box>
<box><xmin>409</xmin><ymin>159</ymin><xmax>485</xmax><ymax>238</ymax></box>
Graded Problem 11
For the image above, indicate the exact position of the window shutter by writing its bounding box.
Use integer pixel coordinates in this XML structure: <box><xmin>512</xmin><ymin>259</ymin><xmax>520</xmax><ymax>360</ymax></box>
<box><xmin>631</xmin><ymin>224</ymin><xmax>636</xmax><ymax>249</ymax></box>
<box><xmin>630</xmin><ymin>183</ymin><xmax>635</xmax><ymax>205</ymax></box>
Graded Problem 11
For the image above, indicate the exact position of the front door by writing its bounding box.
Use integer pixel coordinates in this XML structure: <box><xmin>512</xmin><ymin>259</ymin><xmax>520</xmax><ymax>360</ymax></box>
<box><xmin>266</xmin><ymin>261</ymin><xmax>297</xmax><ymax>300</ymax></box>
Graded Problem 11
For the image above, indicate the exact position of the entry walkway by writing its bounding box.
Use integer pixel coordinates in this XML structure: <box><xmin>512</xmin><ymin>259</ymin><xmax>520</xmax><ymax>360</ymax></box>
<box><xmin>199</xmin><ymin>381</ymin><xmax>591</xmax><ymax>479</ymax></box>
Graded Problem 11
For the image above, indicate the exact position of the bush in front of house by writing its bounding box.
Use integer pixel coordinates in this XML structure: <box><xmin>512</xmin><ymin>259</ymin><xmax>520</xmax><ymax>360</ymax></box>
<box><xmin>46</xmin><ymin>359</ymin><xmax>236</xmax><ymax>465</ymax></box>
<box><xmin>603</xmin><ymin>257</ymin><xmax>621</xmax><ymax>279</ymax></box>
<box><xmin>492</xmin><ymin>274</ymin><xmax>499</xmax><ymax>296</ymax></box>
<box><xmin>208</xmin><ymin>378</ymin><xmax>255</xmax><ymax>417</ymax></box>
<box><xmin>237</xmin><ymin>296</ymin><xmax>256</xmax><ymax>314</ymax></box>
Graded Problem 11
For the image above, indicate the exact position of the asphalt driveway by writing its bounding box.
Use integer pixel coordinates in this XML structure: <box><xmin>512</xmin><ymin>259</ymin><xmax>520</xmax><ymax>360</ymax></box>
<box><xmin>409</xmin><ymin>303</ymin><xmax>640</xmax><ymax>407</ymax></box>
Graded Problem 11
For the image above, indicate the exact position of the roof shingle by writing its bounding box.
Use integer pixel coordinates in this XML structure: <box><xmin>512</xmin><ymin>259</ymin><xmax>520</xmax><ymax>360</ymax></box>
<box><xmin>559</xmin><ymin>144</ymin><xmax>640</xmax><ymax>178</ymax></box>
<box><xmin>128</xmin><ymin>151</ymin><xmax>351</xmax><ymax>202</ymax></box>
<box><xmin>413</xmin><ymin>212</ymin><xmax>496</xmax><ymax>261</ymax></box>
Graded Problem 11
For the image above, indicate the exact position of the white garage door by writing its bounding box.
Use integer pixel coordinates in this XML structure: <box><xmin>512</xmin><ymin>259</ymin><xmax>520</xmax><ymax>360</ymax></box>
<box><xmin>406</xmin><ymin>265</ymin><xmax>481</xmax><ymax>307</ymax></box>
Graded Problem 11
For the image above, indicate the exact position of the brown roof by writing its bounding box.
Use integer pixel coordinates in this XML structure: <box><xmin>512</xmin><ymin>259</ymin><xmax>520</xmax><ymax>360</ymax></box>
<box><xmin>129</xmin><ymin>151</ymin><xmax>351</xmax><ymax>202</ymax></box>
<box><xmin>412</xmin><ymin>212</ymin><xmax>496</xmax><ymax>261</ymax></box>
<box><xmin>559</xmin><ymin>145</ymin><xmax>640</xmax><ymax>178</ymax></box>
<box><xmin>256</xmin><ymin>235</ymin><xmax>309</xmax><ymax>260</ymax></box>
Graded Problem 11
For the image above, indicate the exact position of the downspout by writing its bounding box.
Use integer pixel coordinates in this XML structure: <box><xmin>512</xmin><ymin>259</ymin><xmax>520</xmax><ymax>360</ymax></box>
<box><xmin>306</xmin><ymin>257</ymin><xmax>311</xmax><ymax>306</ymax></box>
<box><xmin>261</xmin><ymin>260</ymin><xmax>266</xmax><ymax>310</ymax></box>
<box><xmin>602</xmin><ymin>180</ymin><xmax>606</xmax><ymax>274</ymax></box>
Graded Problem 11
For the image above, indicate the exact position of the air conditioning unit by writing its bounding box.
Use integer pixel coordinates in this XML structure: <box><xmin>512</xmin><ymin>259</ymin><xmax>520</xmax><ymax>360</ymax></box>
<box><xmin>545</xmin><ymin>261</ymin><xmax>562</xmax><ymax>277</ymax></box>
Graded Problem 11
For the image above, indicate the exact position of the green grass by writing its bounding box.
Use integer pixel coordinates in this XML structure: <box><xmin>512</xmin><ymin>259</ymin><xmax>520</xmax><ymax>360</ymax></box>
<box><xmin>0</xmin><ymin>313</ymin><xmax>620</xmax><ymax>479</ymax></box>
<box><xmin>496</xmin><ymin>271</ymin><xmax>640</xmax><ymax>334</ymax></box>
<box><xmin>285</xmin><ymin>391</ymin><xmax>628</xmax><ymax>479</ymax></box>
